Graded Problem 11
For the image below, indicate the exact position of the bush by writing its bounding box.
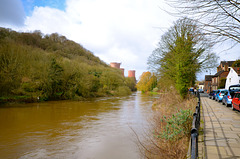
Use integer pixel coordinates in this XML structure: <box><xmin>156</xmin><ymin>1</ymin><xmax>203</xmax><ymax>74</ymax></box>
<box><xmin>114</xmin><ymin>86</ymin><xmax>132</xmax><ymax>96</ymax></box>
<box><xmin>152</xmin><ymin>87</ymin><xmax>159</xmax><ymax>92</ymax></box>
<box><xmin>159</xmin><ymin>109</ymin><xmax>193</xmax><ymax>141</ymax></box>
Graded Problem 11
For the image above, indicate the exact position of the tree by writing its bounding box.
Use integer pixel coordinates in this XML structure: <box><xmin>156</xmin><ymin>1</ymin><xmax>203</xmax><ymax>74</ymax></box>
<box><xmin>125</xmin><ymin>77</ymin><xmax>137</xmax><ymax>91</ymax></box>
<box><xmin>47</xmin><ymin>58</ymin><xmax>64</xmax><ymax>99</ymax></box>
<box><xmin>148</xmin><ymin>18</ymin><xmax>218</xmax><ymax>98</ymax></box>
<box><xmin>99</xmin><ymin>69</ymin><xmax>124</xmax><ymax>92</ymax></box>
<box><xmin>0</xmin><ymin>43</ymin><xmax>22</xmax><ymax>95</ymax></box>
<box><xmin>165</xmin><ymin>0</ymin><xmax>240</xmax><ymax>45</ymax></box>
<box><xmin>136</xmin><ymin>72</ymin><xmax>157</xmax><ymax>93</ymax></box>
<box><xmin>232</xmin><ymin>59</ymin><xmax>240</xmax><ymax>67</ymax></box>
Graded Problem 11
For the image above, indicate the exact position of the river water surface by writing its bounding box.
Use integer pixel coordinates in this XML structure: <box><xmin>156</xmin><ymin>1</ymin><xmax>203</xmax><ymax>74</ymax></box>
<box><xmin>0</xmin><ymin>92</ymin><xmax>156</xmax><ymax>159</ymax></box>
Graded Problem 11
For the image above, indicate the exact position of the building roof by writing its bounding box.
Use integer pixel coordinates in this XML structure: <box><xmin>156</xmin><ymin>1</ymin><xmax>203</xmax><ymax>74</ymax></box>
<box><xmin>205</xmin><ymin>75</ymin><xmax>213</xmax><ymax>81</ymax></box>
<box><xmin>232</xmin><ymin>67</ymin><xmax>240</xmax><ymax>75</ymax></box>
<box><xmin>220</xmin><ymin>61</ymin><xmax>235</xmax><ymax>67</ymax></box>
<box><xmin>214</xmin><ymin>70</ymin><xmax>225</xmax><ymax>77</ymax></box>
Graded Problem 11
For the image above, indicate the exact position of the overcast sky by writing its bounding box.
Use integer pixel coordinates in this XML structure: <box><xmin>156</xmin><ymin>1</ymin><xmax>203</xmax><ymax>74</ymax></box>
<box><xmin>0</xmin><ymin>0</ymin><xmax>239</xmax><ymax>80</ymax></box>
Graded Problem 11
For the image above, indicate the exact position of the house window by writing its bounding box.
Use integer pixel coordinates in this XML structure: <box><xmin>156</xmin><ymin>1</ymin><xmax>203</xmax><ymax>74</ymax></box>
<box><xmin>229</xmin><ymin>78</ymin><xmax>231</xmax><ymax>83</ymax></box>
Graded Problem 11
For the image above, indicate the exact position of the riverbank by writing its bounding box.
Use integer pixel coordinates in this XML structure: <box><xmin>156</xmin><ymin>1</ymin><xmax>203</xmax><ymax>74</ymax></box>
<box><xmin>0</xmin><ymin>89</ymin><xmax>135</xmax><ymax>105</ymax></box>
<box><xmin>139</xmin><ymin>90</ymin><xmax>198</xmax><ymax>158</ymax></box>
<box><xmin>0</xmin><ymin>95</ymin><xmax>39</xmax><ymax>105</ymax></box>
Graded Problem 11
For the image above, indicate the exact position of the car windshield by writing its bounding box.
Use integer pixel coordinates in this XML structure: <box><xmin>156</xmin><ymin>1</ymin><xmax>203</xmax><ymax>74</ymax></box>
<box><xmin>221</xmin><ymin>91</ymin><xmax>227</xmax><ymax>94</ymax></box>
<box><xmin>229</xmin><ymin>87</ymin><xmax>240</xmax><ymax>91</ymax></box>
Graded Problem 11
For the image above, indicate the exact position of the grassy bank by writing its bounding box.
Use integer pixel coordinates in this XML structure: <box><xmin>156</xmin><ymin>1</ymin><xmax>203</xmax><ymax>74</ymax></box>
<box><xmin>139</xmin><ymin>90</ymin><xmax>197</xmax><ymax>159</ymax></box>
<box><xmin>0</xmin><ymin>28</ymin><xmax>136</xmax><ymax>104</ymax></box>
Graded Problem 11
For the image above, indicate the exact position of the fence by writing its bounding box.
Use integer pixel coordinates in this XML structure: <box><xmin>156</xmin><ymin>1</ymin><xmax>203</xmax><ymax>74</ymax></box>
<box><xmin>190</xmin><ymin>92</ymin><xmax>201</xmax><ymax>159</ymax></box>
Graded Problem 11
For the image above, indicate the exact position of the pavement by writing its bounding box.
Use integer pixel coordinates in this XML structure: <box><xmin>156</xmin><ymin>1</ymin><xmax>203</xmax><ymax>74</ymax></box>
<box><xmin>199</xmin><ymin>95</ymin><xmax>240</xmax><ymax>159</ymax></box>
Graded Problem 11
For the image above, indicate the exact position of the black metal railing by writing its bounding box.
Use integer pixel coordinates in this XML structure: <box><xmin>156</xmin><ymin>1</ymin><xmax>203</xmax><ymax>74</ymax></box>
<box><xmin>190</xmin><ymin>92</ymin><xmax>201</xmax><ymax>159</ymax></box>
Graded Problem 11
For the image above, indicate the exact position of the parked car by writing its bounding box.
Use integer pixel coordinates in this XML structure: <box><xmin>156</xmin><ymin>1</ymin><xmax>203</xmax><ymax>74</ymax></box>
<box><xmin>198</xmin><ymin>89</ymin><xmax>204</xmax><ymax>93</ymax></box>
<box><xmin>222</xmin><ymin>90</ymin><xmax>232</xmax><ymax>106</ymax></box>
<box><xmin>232</xmin><ymin>92</ymin><xmax>240</xmax><ymax>111</ymax></box>
<box><xmin>215</xmin><ymin>89</ymin><xmax>228</xmax><ymax>102</ymax></box>
<box><xmin>209</xmin><ymin>90</ymin><xmax>217</xmax><ymax>100</ymax></box>
<box><xmin>224</xmin><ymin>84</ymin><xmax>240</xmax><ymax>107</ymax></box>
<box><xmin>228</xmin><ymin>84</ymin><xmax>240</xmax><ymax>97</ymax></box>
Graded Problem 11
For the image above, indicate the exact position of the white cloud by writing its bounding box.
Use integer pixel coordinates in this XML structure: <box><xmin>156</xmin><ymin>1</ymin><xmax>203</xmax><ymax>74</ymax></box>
<box><xmin>24</xmin><ymin>7</ymin><xmax>69</xmax><ymax>33</ymax></box>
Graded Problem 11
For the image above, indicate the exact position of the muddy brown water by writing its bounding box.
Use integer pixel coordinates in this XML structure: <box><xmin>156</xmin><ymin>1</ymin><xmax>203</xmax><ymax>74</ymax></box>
<box><xmin>0</xmin><ymin>92</ymin><xmax>156</xmax><ymax>159</ymax></box>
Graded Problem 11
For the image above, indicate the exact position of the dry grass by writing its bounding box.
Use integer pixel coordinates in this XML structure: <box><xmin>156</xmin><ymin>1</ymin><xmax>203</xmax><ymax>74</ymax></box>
<box><xmin>138</xmin><ymin>89</ymin><xmax>197</xmax><ymax>159</ymax></box>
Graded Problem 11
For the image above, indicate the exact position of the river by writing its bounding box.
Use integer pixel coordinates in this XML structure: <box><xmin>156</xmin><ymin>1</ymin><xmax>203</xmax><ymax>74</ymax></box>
<box><xmin>0</xmin><ymin>92</ymin><xmax>156</xmax><ymax>159</ymax></box>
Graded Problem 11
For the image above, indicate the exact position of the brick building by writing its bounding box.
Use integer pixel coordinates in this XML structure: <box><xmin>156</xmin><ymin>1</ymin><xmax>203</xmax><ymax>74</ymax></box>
<box><xmin>205</xmin><ymin>61</ymin><xmax>235</xmax><ymax>92</ymax></box>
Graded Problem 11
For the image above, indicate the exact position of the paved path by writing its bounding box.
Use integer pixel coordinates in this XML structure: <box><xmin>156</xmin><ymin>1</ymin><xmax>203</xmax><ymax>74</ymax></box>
<box><xmin>200</xmin><ymin>97</ymin><xmax>240</xmax><ymax>159</ymax></box>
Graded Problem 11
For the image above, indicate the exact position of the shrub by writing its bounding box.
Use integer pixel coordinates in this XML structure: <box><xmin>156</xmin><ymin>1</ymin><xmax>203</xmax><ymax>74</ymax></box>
<box><xmin>158</xmin><ymin>109</ymin><xmax>193</xmax><ymax>141</ymax></box>
<box><xmin>152</xmin><ymin>87</ymin><xmax>159</xmax><ymax>92</ymax></box>
<box><xmin>114</xmin><ymin>86</ymin><xmax>132</xmax><ymax>96</ymax></box>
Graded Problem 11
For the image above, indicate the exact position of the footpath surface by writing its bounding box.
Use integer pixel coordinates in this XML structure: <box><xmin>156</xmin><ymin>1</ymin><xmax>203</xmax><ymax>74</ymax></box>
<box><xmin>199</xmin><ymin>97</ymin><xmax>240</xmax><ymax>159</ymax></box>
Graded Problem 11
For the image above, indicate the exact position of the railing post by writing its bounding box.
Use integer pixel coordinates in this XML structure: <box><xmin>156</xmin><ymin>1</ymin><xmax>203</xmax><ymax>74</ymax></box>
<box><xmin>190</xmin><ymin>91</ymin><xmax>201</xmax><ymax>159</ymax></box>
<box><xmin>191</xmin><ymin>128</ymin><xmax>198</xmax><ymax>159</ymax></box>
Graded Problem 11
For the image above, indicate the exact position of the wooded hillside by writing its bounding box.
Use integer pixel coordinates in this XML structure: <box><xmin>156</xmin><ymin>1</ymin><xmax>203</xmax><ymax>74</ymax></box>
<box><xmin>0</xmin><ymin>28</ymin><xmax>136</xmax><ymax>103</ymax></box>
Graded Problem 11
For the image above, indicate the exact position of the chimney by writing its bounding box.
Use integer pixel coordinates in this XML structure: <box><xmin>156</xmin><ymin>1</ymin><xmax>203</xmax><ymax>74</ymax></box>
<box><xmin>217</xmin><ymin>66</ymin><xmax>220</xmax><ymax>72</ymax></box>
<box><xmin>237</xmin><ymin>68</ymin><xmax>240</xmax><ymax>75</ymax></box>
<box><xmin>224</xmin><ymin>63</ymin><xmax>228</xmax><ymax>71</ymax></box>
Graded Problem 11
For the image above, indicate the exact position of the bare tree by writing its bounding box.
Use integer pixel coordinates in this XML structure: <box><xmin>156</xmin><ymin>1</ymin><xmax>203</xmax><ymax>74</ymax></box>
<box><xmin>165</xmin><ymin>0</ymin><xmax>240</xmax><ymax>46</ymax></box>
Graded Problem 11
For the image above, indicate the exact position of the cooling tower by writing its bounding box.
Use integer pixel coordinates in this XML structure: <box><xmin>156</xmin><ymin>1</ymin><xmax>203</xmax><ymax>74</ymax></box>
<box><xmin>120</xmin><ymin>68</ymin><xmax>124</xmax><ymax>76</ymax></box>
<box><xmin>128</xmin><ymin>70</ymin><xmax>136</xmax><ymax>78</ymax></box>
<box><xmin>110</xmin><ymin>62</ymin><xmax>121</xmax><ymax>69</ymax></box>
